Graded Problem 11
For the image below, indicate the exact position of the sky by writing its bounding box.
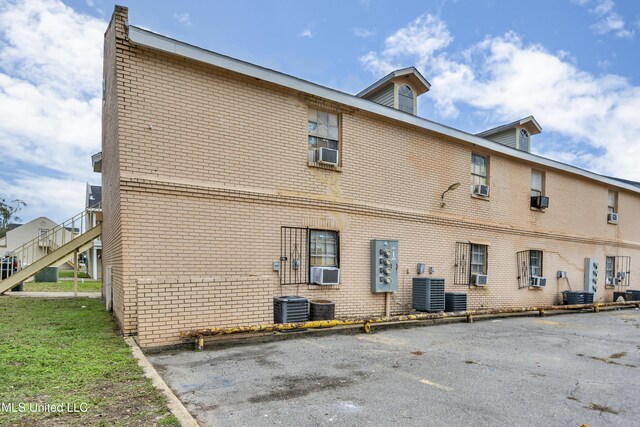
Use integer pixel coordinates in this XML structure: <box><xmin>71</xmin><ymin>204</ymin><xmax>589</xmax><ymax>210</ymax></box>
<box><xmin>0</xmin><ymin>0</ymin><xmax>639</xmax><ymax>224</ymax></box>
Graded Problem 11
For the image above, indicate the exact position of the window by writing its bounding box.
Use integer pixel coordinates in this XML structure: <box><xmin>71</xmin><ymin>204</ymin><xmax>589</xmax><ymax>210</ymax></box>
<box><xmin>280</xmin><ymin>227</ymin><xmax>340</xmax><ymax>285</ymax></box>
<box><xmin>470</xmin><ymin>244</ymin><xmax>487</xmax><ymax>275</ymax></box>
<box><xmin>516</xmin><ymin>250</ymin><xmax>544</xmax><ymax>288</ymax></box>
<box><xmin>471</xmin><ymin>154</ymin><xmax>488</xmax><ymax>190</ymax></box>
<box><xmin>608</xmin><ymin>190</ymin><xmax>617</xmax><ymax>214</ymax></box>
<box><xmin>310</xmin><ymin>230</ymin><xmax>339</xmax><ymax>267</ymax></box>
<box><xmin>398</xmin><ymin>84</ymin><xmax>414</xmax><ymax>114</ymax></box>
<box><xmin>605</xmin><ymin>256</ymin><xmax>615</xmax><ymax>285</ymax></box>
<box><xmin>308</xmin><ymin>109</ymin><xmax>339</xmax><ymax>163</ymax></box>
<box><xmin>531</xmin><ymin>171</ymin><xmax>544</xmax><ymax>197</ymax></box>
<box><xmin>519</xmin><ymin>129</ymin><xmax>530</xmax><ymax>151</ymax></box>
<box><xmin>529</xmin><ymin>250</ymin><xmax>543</xmax><ymax>277</ymax></box>
<box><xmin>454</xmin><ymin>242</ymin><xmax>489</xmax><ymax>285</ymax></box>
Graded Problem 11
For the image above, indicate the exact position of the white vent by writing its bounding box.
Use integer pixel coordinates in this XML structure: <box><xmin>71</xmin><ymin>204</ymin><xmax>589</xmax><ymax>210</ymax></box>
<box><xmin>473</xmin><ymin>184</ymin><xmax>490</xmax><ymax>197</ymax></box>
<box><xmin>471</xmin><ymin>273</ymin><xmax>488</xmax><ymax>286</ymax></box>
<box><xmin>311</xmin><ymin>266</ymin><xmax>340</xmax><ymax>285</ymax></box>
<box><xmin>530</xmin><ymin>276</ymin><xmax>547</xmax><ymax>287</ymax></box>
<box><xmin>317</xmin><ymin>148</ymin><xmax>339</xmax><ymax>166</ymax></box>
<box><xmin>607</xmin><ymin>212</ymin><xmax>618</xmax><ymax>224</ymax></box>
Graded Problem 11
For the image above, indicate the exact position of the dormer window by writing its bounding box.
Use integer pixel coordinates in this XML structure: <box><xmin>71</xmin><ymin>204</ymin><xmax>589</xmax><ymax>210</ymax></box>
<box><xmin>398</xmin><ymin>85</ymin><xmax>414</xmax><ymax>114</ymax></box>
<box><xmin>519</xmin><ymin>129</ymin><xmax>530</xmax><ymax>151</ymax></box>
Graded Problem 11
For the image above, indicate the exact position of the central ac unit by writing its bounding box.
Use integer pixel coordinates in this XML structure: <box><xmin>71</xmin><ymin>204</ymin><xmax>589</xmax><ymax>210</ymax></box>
<box><xmin>530</xmin><ymin>276</ymin><xmax>547</xmax><ymax>287</ymax></box>
<box><xmin>607</xmin><ymin>212</ymin><xmax>619</xmax><ymax>224</ymax></box>
<box><xmin>317</xmin><ymin>147</ymin><xmax>339</xmax><ymax>165</ymax></box>
<box><xmin>530</xmin><ymin>196</ymin><xmax>549</xmax><ymax>209</ymax></box>
<box><xmin>471</xmin><ymin>273</ymin><xmax>488</xmax><ymax>286</ymax></box>
<box><xmin>412</xmin><ymin>278</ymin><xmax>445</xmax><ymax>312</ymax></box>
<box><xmin>473</xmin><ymin>184</ymin><xmax>490</xmax><ymax>197</ymax></box>
<box><xmin>311</xmin><ymin>266</ymin><xmax>340</xmax><ymax>285</ymax></box>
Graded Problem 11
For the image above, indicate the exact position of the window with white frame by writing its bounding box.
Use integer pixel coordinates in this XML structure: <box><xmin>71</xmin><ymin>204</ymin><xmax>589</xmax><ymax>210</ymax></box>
<box><xmin>309</xmin><ymin>230</ymin><xmax>339</xmax><ymax>267</ymax></box>
<box><xmin>470</xmin><ymin>244</ymin><xmax>487</xmax><ymax>275</ymax></box>
<box><xmin>471</xmin><ymin>154</ymin><xmax>488</xmax><ymax>189</ymax></box>
<box><xmin>519</xmin><ymin>129</ymin><xmax>530</xmax><ymax>151</ymax></box>
<box><xmin>308</xmin><ymin>109</ymin><xmax>339</xmax><ymax>163</ymax></box>
<box><xmin>529</xmin><ymin>250</ymin><xmax>543</xmax><ymax>277</ymax></box>
<box><xmin>605</xmin><ymin>256</ymin><xmax>615</xmax><ymax>285</ymax></box>
<box><xmin>608</xmin><ymin>190</ymin><xmax>617</xmax><ymax>214</ymax></box>
<box><xmin>531</xmin><ymin>171</ymin><xmax>544</xmax><ymax>197</ymax></box>
<box><xmin>398</xmin><ymin>84</ymin><xmax>414</xmax><ymax>114</ymax></box>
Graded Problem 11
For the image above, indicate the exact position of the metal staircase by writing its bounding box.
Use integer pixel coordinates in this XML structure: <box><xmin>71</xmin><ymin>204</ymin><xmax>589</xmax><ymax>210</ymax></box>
<box><xmin>1</xmin><ymin>206</ymin><xmax>102</xmax><ymax>294</ymax></box>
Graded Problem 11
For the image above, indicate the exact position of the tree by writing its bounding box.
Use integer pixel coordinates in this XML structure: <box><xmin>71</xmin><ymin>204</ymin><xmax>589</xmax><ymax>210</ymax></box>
<box><xmin>0</xmin><ymin>198</ymin><xmax>27</xmax><ymax>238</ymax></box>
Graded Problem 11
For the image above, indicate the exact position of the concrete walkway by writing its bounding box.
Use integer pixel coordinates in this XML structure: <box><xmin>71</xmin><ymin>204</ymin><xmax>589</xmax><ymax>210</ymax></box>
<box><xmin>3</xmin><ymin>291</ymin><xmax>102</xmax><ymax>298</ymax></box>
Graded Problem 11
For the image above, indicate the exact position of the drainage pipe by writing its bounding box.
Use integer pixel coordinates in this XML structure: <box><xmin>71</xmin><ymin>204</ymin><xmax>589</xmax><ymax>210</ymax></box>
<box><xmin>182</xmin><ymin>301</ymin><xmax>640</xmax><ymax>350</ymax></box>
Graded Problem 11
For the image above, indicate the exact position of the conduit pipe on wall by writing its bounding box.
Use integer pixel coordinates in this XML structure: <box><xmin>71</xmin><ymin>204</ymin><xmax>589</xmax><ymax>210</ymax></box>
<box><xmin>182</xmin><ymin>301</ymin><xmax>640</xmax><ymax>350</ymax></box>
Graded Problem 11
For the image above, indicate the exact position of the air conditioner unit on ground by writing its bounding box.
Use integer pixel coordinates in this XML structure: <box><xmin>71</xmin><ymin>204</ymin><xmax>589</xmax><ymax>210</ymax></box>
<box><xmin>310</xmin><ymin>266</ymin><xmax>340</xmax><ymax>285</ymax></box>
<box><xmin>471</xmin><ymin>273</ymin><xmax>488</xmax><ymax>286</ymax></box>
<box><xmin>412</xmin><ymin>278</ymin><xmax>445</xmax><ymax>312</ymax></box>
<box><xmin>530</xmin><ymin>196</ymin><xmax>549</xmax><ymax>209</ymax></box>
<box><xmin>473</xmin><ymin>184</ymin><xmax>490</xmax><ymax>197</ymax></box>
<box><xmin>607</xmin><ymin>212</ymin><xmax>619</xmax><ymax>224</ymax></box>
<box><xmin>530</xmin><ymin>276</ymin><xmax>547</xmax><ymax>287</ymax></box>
<box><xmin>317</xmin><ymin>147</ymin><xmax>339</xmax><ymax>165</ymax></box>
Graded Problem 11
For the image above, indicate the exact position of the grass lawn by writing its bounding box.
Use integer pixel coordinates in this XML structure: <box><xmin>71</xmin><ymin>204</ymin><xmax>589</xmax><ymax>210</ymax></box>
<box><xmin>0</xmin><ymin>298</ymin><xmax>179</xmax><ymax>426</ymax></box>
<box><xmin>23</xmin><ymin>280</ymin><xmax>102</xmax><ymax>293</ymax></box>
<box><xmin>59</xmin><ymin>270</ymin><xmax>92</xmax><ymax>279</ymax></box>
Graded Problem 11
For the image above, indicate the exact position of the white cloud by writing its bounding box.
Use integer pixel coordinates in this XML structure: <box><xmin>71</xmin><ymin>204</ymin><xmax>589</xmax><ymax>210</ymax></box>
<box><xmin>577</xmin><ymin>0</ymin><xmax>635</xmax><ymax>38</ymax></box>
<box><xmin>360</xmin><ymin>13</ymin><xmax>640</xmax><ymax>181</ymax></box>
<box><xmin>0</xmin><ymin>0</ymin><xmax>105</xmax><ymax>222</ymax></box>
<box><xmin>591</xmin><ymin>0</ymin><xmax>614</xmax><ymax>16</ymax></box>
<box><xmin>590</xmin><ymin>12</ymin><xmax>634</xmax><ymax>38</ymax></box>
<box><xmin>361</xmin><ymin>13</ymin><xmax>453</xmax><ymax>76</ymax></box>
<box><xmin>174</xmin><ymin>12</ymin><xmax>191</xmax><ymax>26</ymax></box>
<box><xmin>298</xmin><ymin>23</ymin><xmax>314</xmax><ymax>38</ymax></box>
<box><xmin>353</xmin><ymin>27</ymin><xmax>375</xmax><ymax>38</ymax></box>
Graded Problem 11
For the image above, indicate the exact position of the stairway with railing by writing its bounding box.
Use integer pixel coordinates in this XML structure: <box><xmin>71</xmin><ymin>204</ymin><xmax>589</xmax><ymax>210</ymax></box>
<box><xmin>0</xmin><ymin>203</ymin><xmax>102</xmax><ymax>294</ymax></box>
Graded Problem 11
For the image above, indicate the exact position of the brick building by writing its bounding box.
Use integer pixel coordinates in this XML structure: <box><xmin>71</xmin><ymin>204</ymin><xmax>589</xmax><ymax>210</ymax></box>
<box><xmin>101</xmin><ymin>7</ymin><xmax>640</xmax><ymax>347</ymax></box>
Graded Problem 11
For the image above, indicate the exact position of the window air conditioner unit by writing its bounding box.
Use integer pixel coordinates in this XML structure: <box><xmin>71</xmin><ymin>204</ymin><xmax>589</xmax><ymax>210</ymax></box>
<box><xmin>473</xmin><ymin>184</ymin><xmax>490</xmax><ymax>197</ymax></box>
<box><xmin>310</xmin><ymin>266</ymin><xmax>340</xmax><ymax>285</ymax></box>
<box><xmin>607</xmin><ymin>213</ymin><xmax>619</xmax><ymax>224</ymax></box>
<box><xmin>530</xmin><ymin>276</ymin><xmax>547</xmax><ymax>287</ymax></box>
<box><xmin>471</xmin><ymin>273</ymin><xmax>488</xmax><ymax>286</ymax></box>
<box><xmin>530</xmin><ymin>196</ymin><xmax>549</xmax><ymax>209</ymax></box>
<box><xmin>317</xmin><ymin>148</ymin><xmax>339</xmax><ymax>166</ymax></box>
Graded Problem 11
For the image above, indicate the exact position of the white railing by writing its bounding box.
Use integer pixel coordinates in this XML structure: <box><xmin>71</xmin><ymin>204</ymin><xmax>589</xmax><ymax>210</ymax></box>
<box><xmin>0</xmin><ymin>202</ymin><xmax>101</xmax><ymax>282</ymax></box>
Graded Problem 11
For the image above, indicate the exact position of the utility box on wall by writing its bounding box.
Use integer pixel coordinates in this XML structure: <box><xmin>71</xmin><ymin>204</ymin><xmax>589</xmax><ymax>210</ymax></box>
<box><xmin>584</xmin><ymin>257</ymin><xmax>598</xmax><ymax>294</ymax></box>
<box><xmin>371</xmin><ymin>239</ymin><xmax>398</xmax><ymax>293</ymax></box>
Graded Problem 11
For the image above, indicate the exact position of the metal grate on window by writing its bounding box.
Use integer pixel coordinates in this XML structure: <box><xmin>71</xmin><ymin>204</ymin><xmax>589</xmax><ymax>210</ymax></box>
<box><xmin>454</xmin><ymin>242</ymin><xmax>471</xmax><ymax>285</ymax></box>
<box><xmin>611</xmin><ymin>255</ymin><xmax>631</xmax><ymax>287</ymax></box>
<box><xmin>280</xmin><ymin>227</ymin><xmax>309</xmax><ymax>285</ymax></box>
<box><xmin>516</xmin><ymin>250</ymin><xmax>530</xmax><ymax>289</ymax></box>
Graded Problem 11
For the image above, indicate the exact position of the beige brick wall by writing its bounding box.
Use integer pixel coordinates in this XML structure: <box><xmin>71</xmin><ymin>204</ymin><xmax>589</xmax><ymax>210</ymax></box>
<box><xmin>102</xmin><ymin>8</ymin><xmax>640</xmax><ymax>346</ymax></box>
<box><xmin>101</xmin><ymin>6</ymin><xmax>126</xmax><ymax>330</ymax></box>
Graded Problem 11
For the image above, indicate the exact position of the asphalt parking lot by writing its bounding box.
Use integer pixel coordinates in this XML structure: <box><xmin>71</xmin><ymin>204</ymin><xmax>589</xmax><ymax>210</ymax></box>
<box><xmin>149</xmin><ymin>309</ymin><xmax>640</xmax><ymax>426</ymax></box>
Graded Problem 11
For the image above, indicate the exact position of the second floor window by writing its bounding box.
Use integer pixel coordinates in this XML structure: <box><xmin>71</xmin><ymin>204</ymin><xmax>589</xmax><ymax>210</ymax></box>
<box><xmin>531</xmin><ymin>171</ymin><xmax>544</xmax><ymax>197</ymax></box>
<box><xmin>308</xmin><ymin>109</ymin><xmax>339</xmax><ymax>163</ymax></box>
<box><xmin>608</xmin><ymin>190</ymin><xmax>617</xmax><ymax>214</ymax></box>
<box><xmin>471</xmin><ymin>154</ymin><xmax>488</xmax><ymax>189</ymax></box>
